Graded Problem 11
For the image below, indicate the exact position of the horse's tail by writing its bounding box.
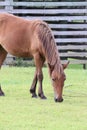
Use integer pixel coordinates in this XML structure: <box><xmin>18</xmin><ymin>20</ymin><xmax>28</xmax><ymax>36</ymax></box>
<box><xmin>37</xmin><ymin>22</ymin><xmax>58</xmax><ymax>65</ymax></box>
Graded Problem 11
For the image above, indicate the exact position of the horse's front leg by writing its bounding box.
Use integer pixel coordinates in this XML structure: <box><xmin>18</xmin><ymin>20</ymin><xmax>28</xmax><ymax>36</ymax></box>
<box><xmin>30</xmin><ymin>70</ymin><xmax>38</xmax><ymax>98</ymax></box>
<box><xmin>34</xmin><ymin>53</ymin><xmax>47</xmax><ymax>99</ymax></box>
<box><xmin>37</xmin><ymin>71</ymin><xmax>47</xmax><ymax>99</ymax></box>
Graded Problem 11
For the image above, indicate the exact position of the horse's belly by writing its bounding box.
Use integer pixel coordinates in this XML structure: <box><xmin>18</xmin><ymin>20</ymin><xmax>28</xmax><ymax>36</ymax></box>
<box><xmin>9</xmin><ymin>48</ymin><xmax>32</xmax><ymax>58</ymax></box>
<box><xmin>10</xmin><ymin>49</ymin><xmax>32</xmax><ymax>58</ymax></box>
<box><xmin>1</xmin><ymin>42</ymin><xmax>32</xmax><ymax>58</ymax></box>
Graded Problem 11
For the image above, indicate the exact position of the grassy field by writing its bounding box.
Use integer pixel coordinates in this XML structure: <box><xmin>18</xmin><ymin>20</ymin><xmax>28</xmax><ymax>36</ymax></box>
<box><xmin>0</xmin><ymin>65</ymin><xmax>87</xmax><ymax>130</ymax></box>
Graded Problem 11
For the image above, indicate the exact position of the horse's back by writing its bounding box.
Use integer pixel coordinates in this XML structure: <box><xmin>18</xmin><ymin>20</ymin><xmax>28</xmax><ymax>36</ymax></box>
<box><xmin>0</xmin><ymin>13</ymin><xmax>44</xmax><ymax>58</ymax></box>
<box><xmin>0</xmin><ymin>13</ymin><xmax>8</xmax><ymax>19</ymax></box>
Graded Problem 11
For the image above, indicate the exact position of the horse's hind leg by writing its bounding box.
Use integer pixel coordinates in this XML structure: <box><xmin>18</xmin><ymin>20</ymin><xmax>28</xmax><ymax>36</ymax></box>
<box><xmin>0</xmin><ymin>86</ymin><xmax>4</xmax><ymax>96</ymax></box>
<box><xmin>30</xmin><ymin>69</ymin><xmax>38</xmax><ymax>98</ymax></box>
<box><xmin>0</xmin><ymin>45</ymin><xmax>7</xmax><ymax>96</ymax></box>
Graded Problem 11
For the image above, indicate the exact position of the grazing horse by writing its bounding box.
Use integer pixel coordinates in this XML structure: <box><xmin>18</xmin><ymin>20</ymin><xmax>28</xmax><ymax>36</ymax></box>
<box><xmin>0</xmin><ymin>13</ymin><xmax>69</xmax><ymax>102</ymax></box>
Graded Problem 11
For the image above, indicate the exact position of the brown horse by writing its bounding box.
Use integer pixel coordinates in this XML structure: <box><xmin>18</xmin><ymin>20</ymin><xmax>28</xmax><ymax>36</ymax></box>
<box><xmin>0</xmin><ymin>13</ymin><xmax>69</xmax><ymax>102</ymax></box>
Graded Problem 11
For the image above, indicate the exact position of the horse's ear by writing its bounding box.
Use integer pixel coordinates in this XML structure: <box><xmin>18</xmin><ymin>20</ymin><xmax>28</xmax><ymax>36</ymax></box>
<box><xmin>48</xmin><ymin>63</ymin><xmax>54</xmax><ymax>73</ymax></box>
<box><xmin>62</xmin><ymin>61</ymin><xmax>70</xmax><ymax>69</ymax></box>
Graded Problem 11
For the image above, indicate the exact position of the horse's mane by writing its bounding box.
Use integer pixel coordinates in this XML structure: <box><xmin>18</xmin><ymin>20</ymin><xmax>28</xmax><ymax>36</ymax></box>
<box><xmin>37</xmin><ymin>22</ymin><xmax>63</xmax><ymax>77</ymax></box>
<box><xmin>38</xmin><ymin>23</ymin><xmax>61</xmax><ymax>63</ymax></box>
<box><xmin>38</xmin><ymin>22</ymin><xmax>57</xmax><ymax>64</ymax></box>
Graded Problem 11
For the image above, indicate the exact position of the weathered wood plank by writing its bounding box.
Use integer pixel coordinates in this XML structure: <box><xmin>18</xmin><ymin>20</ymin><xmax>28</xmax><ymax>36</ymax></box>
<box><xmin>53</xmin><ymin>31</ymin><xmax>87</xmax><ymax>36</ymax></box>
<box><xmin>61</xmin><ymin>60</ymin><xmax>87</xmax><ymax>64</ymax></box>
<box><xmin>60</xmin><ymin>52</ymin><xmax>87</xmax><ymax>57</ymax></box>
<box><xmin>50</xmin><ymin>24</ymin><xmax>87</xmax><ymax>29</ymax></box>
<box><xmin>1</xmin><ymin>1</ymin><xmax>87</xmax><ymax>7</ymax></box>
<box><xmin>0</xmin><ymin>2</ymin><xmax>10</xmax><ymax>6</ymax></box>
<box><xmin>58</xmin><ymin>45</ymin><xmax>87</xmax><ymax>50</ymax></box>
<box><xmin>8</xmin><ymin>9</ymin><xmax>87</xmax><ymax>15</ymax></box>
<box><xmin>24</xmin><ymin>16</ymin><xmax>87</xmax><ymax>21</ymax></box>
<box><xmin>11</xmin><ymin>2</ymin><xmax>87</xmax><ymax>7</ymax></box>
<box><xmin>55</xmin><ymin>38</ymin><xmax>87</xmax><ymax>43</ymax></box>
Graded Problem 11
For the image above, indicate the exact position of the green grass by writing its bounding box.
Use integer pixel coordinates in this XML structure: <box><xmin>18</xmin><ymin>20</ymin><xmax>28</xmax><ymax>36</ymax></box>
<box><xmin>0</xmin><ymin>66</ymin><xmax>87</xmax><ymax>130</ymax></box>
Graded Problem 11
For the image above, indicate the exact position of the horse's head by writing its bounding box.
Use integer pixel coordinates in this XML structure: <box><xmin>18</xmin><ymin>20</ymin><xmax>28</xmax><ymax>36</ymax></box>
<box><xmin>48</xmin><ymin>61</ymin><xmax>69</xmax><ymax>102</ymax></box>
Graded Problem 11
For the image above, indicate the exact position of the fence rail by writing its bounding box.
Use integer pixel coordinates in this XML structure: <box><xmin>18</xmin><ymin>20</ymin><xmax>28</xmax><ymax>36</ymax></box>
<box><xmin>0</xmin><ymin>0</ymin><xmax>87</xmax><ymax>68</ymax></box>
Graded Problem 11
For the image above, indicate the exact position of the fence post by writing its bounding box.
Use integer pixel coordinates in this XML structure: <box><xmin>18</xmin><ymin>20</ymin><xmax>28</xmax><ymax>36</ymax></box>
<box><xmin>5</xmin><ymin>0</ymin><xmax>13</xmax><ymax>12</ymax></box>
<box><xmin>83</xmin><ymin>64</ymin><xmax>86</xmax><ymax>69</ymax></box>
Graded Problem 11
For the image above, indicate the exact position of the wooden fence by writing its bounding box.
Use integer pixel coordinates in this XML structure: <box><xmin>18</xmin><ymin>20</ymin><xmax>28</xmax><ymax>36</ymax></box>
<box><xmin>0</xmin><ymin>0</ymin><xmax>87</xmax><ymax>68</ymax></box>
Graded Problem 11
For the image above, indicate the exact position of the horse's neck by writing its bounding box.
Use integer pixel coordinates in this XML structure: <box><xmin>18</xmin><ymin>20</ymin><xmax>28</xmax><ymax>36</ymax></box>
<box><xmin>46</xmin><ymin>46</ymin><xmax>58</xmax><ymax>66</ymax></box>
<box><xmin>54</xmin><ymin>59</ymin><xmax>64</xmax><ymax>78</ymax></box>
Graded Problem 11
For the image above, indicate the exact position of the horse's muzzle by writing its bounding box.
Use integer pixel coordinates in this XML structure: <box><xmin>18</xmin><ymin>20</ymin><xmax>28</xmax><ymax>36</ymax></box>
<box><xmin>54</xmin><ymin>98</ymin><xmax>63</xmax><ymax>103</ymax></box>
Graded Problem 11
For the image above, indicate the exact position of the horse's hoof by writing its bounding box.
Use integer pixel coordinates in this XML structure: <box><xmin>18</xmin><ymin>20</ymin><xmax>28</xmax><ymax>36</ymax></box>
<box><xmin>38</xmin><ymin>94</ymin><xmax>47</xmax><ymax>99</ymax></box>
<box><xmin>54</xmin><ymin>98</ymin><xmax>63</xmax><ymax>103</ymax></box>
<box><xmin>0</xmin><ymin>92</ymin><xmax>5</xmax><ymax>96</ymax></box>
<box><xmin>32</xmin><ymin>93</ymin><xmax>37</xmax><ymax>98</ymax></box>
<box><xmin>41</xmin><ymin>96</ymin><xmax>47</xmax><ymax>100</ymax></box>
<box><xmin>30</xmin><ymin>89</ymin><xmax>35</xmax><ymax>94</ymax></box>
<box><xmin>0</xmin><ymin>87</ymin><xmax>5</xmax><ymax>96</ymax></box>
